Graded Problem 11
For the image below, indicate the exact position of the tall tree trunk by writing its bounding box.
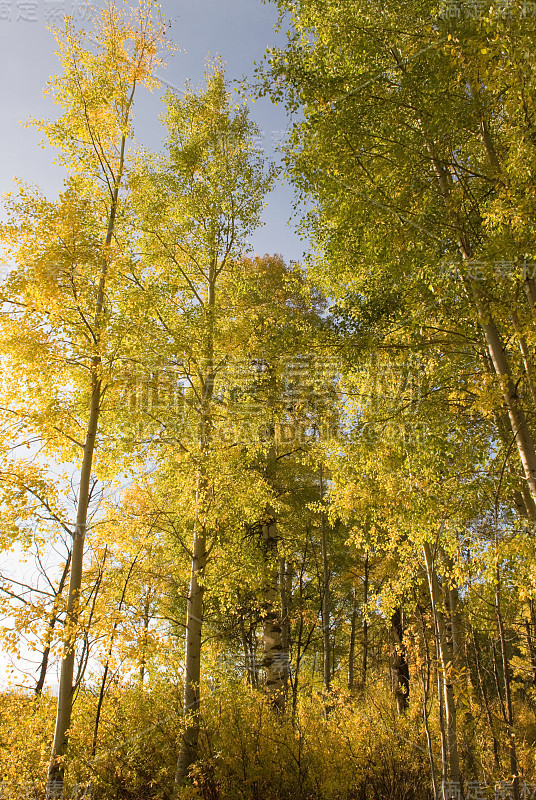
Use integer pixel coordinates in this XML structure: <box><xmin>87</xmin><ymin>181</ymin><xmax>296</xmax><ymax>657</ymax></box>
<box><xmin>35</xmin><ymin>551</ymin><xmax>71</xmax><ymax>696</ymax></box>
<box><xmin>447</xmin><ymin>583</ymin><xmax>463</xmax><ymax>665</ymax></box>
<box><xmin>441</xmin><ymin>554</ymin><xmax>470</xmax><ymax>708</ymax></box>
<box><xmin>491</xmin><ymin>638</ymin><xmax>507</xmax><ymax>723</ymax></box>
<box><xmin>46</xmin><ymin>372</ymin><xmax>102</xmax><ymax>799</ymax></box>
<box><xmin>524</xmin><ymin>274</ymin><xmax>536</xmax><ymax>325</ymax></box>
<box><xmin>423</xmin><ymin>541</ymin><xmax>462</xmax><ymax>793</ymax></box>
<box><xmin>140</xmin><ymin>592</ymin><xmax>151</xmax><ymax>684</ymax></box>
<box><xmin>471</xmin><ymin>281</ymin><xmax>536</xmax><ymax>505</ymax></box>
<box><xmin>291</xmin><ymin>534</ymin><xmax>314</xmax><ymax>715</ymax></box>
<box><xmin>319</xmin><ymin>465</ymin><xmax>331</xmax><ymax>693</ymax></box>
<box><xmin>391</xmin><ymin>607</ymin><xmax>409</xmax><ymax>713</ymax></box>
<box><xmin>280</xmin><ymin>557</ymin><xmax>291</xmax><ymax>685</ymax></box>
<box><xmin>362</xmin><ymin>553</ymin><xmax>369</xmax><ymax>689</ymax></box>
<box><xmin>418</xmin><ymin>605</ymin><xmax>439</xmax><ymax>800</ymax></box>
<box><xmin>175</xmin><ymin>261</ymin><xmax>216</xmax><ymax>789</ymax></box>
<box><xmin>495</xmin><ymin>558</ymin><xmax>519</xmax><ymax>800</ymax></box>
<box><xmin>494</xmin><ymin>410</ymin><xmax>536</xmax><ymax>521</ymax></box>
<box><xmin>348</xmin><ymin>586</ymin><xmax>358</xmax><ymax>691</ymax></box>
<box><xmin>425</xmin><ymin>130</ymin><xmax>536</xmax><ymax>506</ymax></box>
<box><xmin>525</xmin><ymin>599</ymin><xmax>536</xmax><ymax>687</ymax></box>
<box><xmin>261</xmin><ymin>513</ymin><xmax>288</xmax><ymax>711</ymax></box>
<box><xmin>175</xmin><ymin>389</ymin><xmax>213</xmax><ymax>786</ymax></box>
<box><xmin>471</xmin><ymin>626</ymin><xmax>500</xmax><ymax>768</ymax></box>
<box><xmin>437</xmin><ymin>661</ymin><xmax>449</xmax><ymax>793</ymax></box>
<box><xmin>239</xmin><ymin>614</ymin><xmax>252</xmax><ymax>687</ymax></box>
<box><xmin>46</xmin><ymin>123</ymin><xmax>129</xmax><ymax>799</ymax></box>
<box><xmin>174</xmin><ymin>517</ymin><xmax>207</xmax><ymax>785</ymax></box>
<box><xmin>91</xmin><ymin>559</ymin><xmax>137</xmax><ymax>758</ymax></box>
<box><xmin>444</xmin><ymin>568</ymin><xmax>477</xmax><ymax>776</ymax></box>
<box><xmin>511</xmin><ymin>310</ymin><xmax>536</xmax><ymax>408</ymax></box>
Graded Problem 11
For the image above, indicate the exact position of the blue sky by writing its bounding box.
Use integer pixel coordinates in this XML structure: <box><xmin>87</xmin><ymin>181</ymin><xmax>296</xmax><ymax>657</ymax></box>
<box><xmin>0</xmin><ymin>0</ymin><xmax>305</xmax><ymax>263</ymax></box>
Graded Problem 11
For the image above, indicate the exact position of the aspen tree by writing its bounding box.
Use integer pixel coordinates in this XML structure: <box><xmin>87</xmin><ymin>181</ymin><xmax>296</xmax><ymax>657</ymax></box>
<box><xmin>0</xmin><ymin>3</ymin><xmax>166</xmax><ymax>794</ymax></box>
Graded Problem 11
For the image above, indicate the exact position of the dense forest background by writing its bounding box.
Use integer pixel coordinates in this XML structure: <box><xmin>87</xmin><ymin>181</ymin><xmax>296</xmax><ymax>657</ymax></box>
<box><xmin>2</xmin><ymin>1</ymin><xmax>536</xmax><ymax>799</ymax></box>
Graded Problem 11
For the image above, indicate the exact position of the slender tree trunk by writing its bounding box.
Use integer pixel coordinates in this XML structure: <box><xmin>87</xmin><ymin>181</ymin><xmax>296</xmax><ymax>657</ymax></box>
<box><xmin>511</xmin><ymin>310</ymin><xmax>536</xmax><ymax>408</ymax></box>
<box><xmin>491</xmin><ymin>638</ymin><xmax>507</xmax><ymax>724</ymax></box>
<box><xmin>34</xmin><ymin>649</ymin><xmax>51</xmax><ymax>699</ymax></box>
<box><xmin>348</xmin><ymin>586</ymin><xmax>358</xmax><ymax>691</ymax></box>
<box><xmin>447</xmin><ymin>583</ymin><xmax>462</xmax><ymax>665</ymax></box>
<box><xmin>35</xmin><ymin>551</ymin><xmax>71</xmax><ymax>696</ymax></box>
<box><xmin>526</xmin><ymin>599</ymin><xmax>536</xmax><ymax>687</ymax></box>
<box><xmin>423</xmin><ymin>541</ymin><xmax>462</xmax><ymax>794</ymax></box>
<box><xmin>291</xmin><ymin>538</ymin><xmax>313</xmax><ymax>715</ymax></box>
<box><xmin>175</xmin><ymin>373</ymin><xmax>213</xmax><ymax>786</ymax></box>
<box><xmin>291</xmin><ymin>622</ymin><xmax>302</xmax><ymax>715</ymax></box>
<box><xmin>319</xmin><ymin>466</ymin><xmax>331</xmax><ymax>693</ymax></box>
<box><xmin>280</xmin><ymin>557</ymin><xmax>291</xmax><ymax>684</ymax></box>
<box><xmin>362</xmin><ymin>554</ymin><xmax>369</xmax><ymax>688</ymax></box>
<box><xmin>471</xmin><ymin>626</ymin><xmax>500</xmax><ymax>767</ymax></box>
<box><xmin>174</xmin><ymin>518</ymin><xmax>207</xmax><ymax>785</ymax></box>
<box><xmin>437</xmin><ymin>662</ymin><xmax>449</xmax><ymax>794</ymax></box>
<box><xmin>423</xmin><ymin>673</ymin><xmax>439</xmax><ymax>800</ymax></box>
<box><xmin>425</xmin><ymin>130</ymin><xmax>536</xmax><ymax>506</ymax></box>
<box><xmin>391</xmin><ymin>607</ymin><xmax>409</xmax><ymax>713</ymax></box>
<box><xmin>444</xmin><ymin>570</ymin><xmax>478</xmax><ymax>776</ymax></box>
<box><xmin>261</xmin><ymin>513</ymin><xmax>288</xmax><ymax>711</ymax></box>
<box><xmin>471</xmin><ymin>281</ymin><xmax>536</xmax><ymax>505</ymax></box>
<box><xmin>174</xmin><ymin>259</ymin><xmax>216</xmax><ymax>789</ymax></box>
<box><xmin>251</xmin><ymin>625</ymin><xmax>260</xmax><ymax>688</ymax></box>
<box><xmin>46</xmin><ymin>127</ymin><xmax>128</xmax><ymax>798</ymax></box>
<box><xmin>72</xmin><ymin>556</ymin><xmax>106</xmax><ymax>699</ymax></box>
<box><xmin>524</xmin><ymin>275</ymin><xmax>536</xmax><ymax>325</ymax></box>
<box><xmin>46</xmin><ymin>372</ymin><xmax>102</xmax><ymax>799</ymax></box>
<box><xmin>418</xmin><ymin>605</ymin><xmax>439</xmax><ymax>800</ymax></box>
<box><xmin>140</xmin><ymin>593</ymin><xmax>151</xmax><ymax>684</ymax></box>
<box><xmin>91</xmin><ymin>559</ymin><xmax>137</xmax><ymax>758</ymax></box>
<box><xmin>494</xmin><ymin>410</ymin><xmax>536</xmax><ymax>521</ymax></box>
<box><xmin>441</xmin><ymin>554</ymin><xmax>472</xmax><ymax>721</ymax></box>
<box><xmin>239</xmin><ymin>615</ymin><xmax>251</xmax><ymax>687</ymax></box>
<box><xmin>495</xmin><ymin>559</ymin><xmax>519</xmax><ymax>800</ymax></box>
